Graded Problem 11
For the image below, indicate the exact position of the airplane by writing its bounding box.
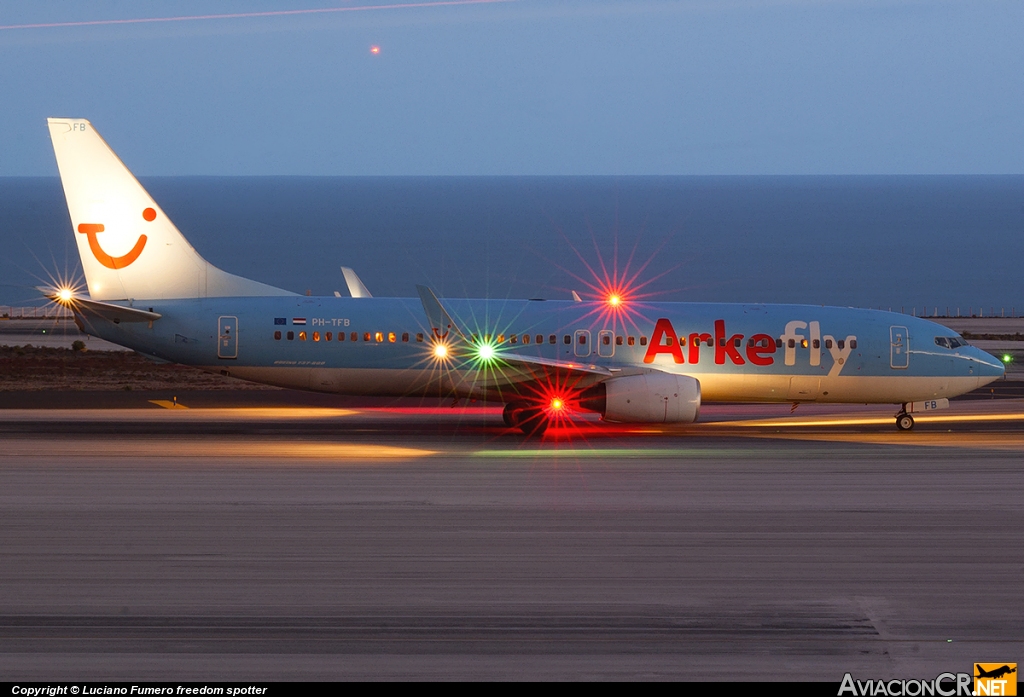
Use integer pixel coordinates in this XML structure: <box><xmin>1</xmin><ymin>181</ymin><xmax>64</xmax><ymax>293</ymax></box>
<box><xmin>975</xmin><ymin>665</ymin><xmax>1017</xmax><ymax>680</ymax></box>
<box><xmin>43</xmin><ymin>118</ymin><xmax>1005</xmax><ymax>434</ymax></box>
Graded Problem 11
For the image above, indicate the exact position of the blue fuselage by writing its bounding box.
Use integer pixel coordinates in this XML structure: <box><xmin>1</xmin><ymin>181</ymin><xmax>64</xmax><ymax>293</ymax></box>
<box><xmin>77</xmin><ymin>296</ymin><xmax>1004</xmax><ymax>405</ymax></box>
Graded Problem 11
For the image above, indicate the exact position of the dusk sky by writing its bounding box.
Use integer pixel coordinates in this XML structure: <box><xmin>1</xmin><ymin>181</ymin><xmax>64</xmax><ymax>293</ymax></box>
<box><xmin>1</xmin><ymin>0</ymin><xmax>1022</xmax><ymax>176</ymax></box>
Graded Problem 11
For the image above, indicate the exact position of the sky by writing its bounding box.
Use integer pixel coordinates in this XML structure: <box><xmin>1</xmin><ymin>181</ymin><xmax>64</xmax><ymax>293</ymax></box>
<box><xmin>1</xmin><ymin>0</ymin><xmax>1022</xmax><ymax>176</ymax></box>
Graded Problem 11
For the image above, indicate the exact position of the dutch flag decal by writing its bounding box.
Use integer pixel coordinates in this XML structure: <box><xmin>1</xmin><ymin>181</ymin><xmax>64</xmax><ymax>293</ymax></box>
<box><xmin>292</xmin><ymin>318</ymin><xmax>307</xmax><ymax>325</ymax></box>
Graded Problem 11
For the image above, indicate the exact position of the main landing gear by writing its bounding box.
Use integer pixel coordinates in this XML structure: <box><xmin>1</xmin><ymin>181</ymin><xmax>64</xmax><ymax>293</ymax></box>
<box><xmin>895</xmin><ymin>405</ymin><xmax>915</xmax><ymax>431</ymax></box>
<box><xmin>502</xmin><ymin>401</ymin><xmax>549</xmax><ymax>436</ymax></box>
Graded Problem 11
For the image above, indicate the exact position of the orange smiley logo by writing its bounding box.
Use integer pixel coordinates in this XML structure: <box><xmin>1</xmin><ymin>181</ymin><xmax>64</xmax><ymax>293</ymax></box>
<box><xmin>76</xmin><ymin>208</ymin><xmax>154</xmax><ymax>269</ymax></box>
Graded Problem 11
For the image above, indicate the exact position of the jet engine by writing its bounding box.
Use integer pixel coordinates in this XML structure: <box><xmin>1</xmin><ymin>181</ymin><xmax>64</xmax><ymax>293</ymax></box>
<box><xmin>579</xmin><ymin>372</ymin><xmax>701</xmax><ymax>423</ymax></box>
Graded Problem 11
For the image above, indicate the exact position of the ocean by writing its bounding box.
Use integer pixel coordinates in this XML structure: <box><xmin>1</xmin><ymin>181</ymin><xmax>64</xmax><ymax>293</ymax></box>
<box><xmin>2</xmin><ymin>176</ymin><xmax>1023</xmax><ymax>313</ymax></box>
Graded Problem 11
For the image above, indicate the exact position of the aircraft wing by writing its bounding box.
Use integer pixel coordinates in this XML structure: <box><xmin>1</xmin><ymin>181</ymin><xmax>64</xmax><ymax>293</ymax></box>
<box><xmin>416</xmin><ymin>284</ymin><xmax>612</xmax><ymax>391</ymax></box>
<box><xmin>465</xmin><ymin>352</ymin><xmax>613</xmax><ymax>390</ymax></box>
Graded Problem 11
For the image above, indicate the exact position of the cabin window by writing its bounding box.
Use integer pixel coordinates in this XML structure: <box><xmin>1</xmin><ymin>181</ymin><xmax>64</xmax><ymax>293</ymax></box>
<box><xmin>680</xmin><ymin>337</ymin><xmax>687</xmax><ymax>347</ymax></box>
<box><xmin>787</xmin><ymin>339</ymin><xmax>795</xmax><ymax>348</ymax></box>
<box><xmin>812</xmin><ymin>339</ymin><xmax>819</xmax><ymax>349</ymax></box>
<box><xmin>564</xmin><ymin>335</ymin><xmax>571</xmax><ymax>345</ymax></box>
<box><xmin>274</xmin><ymin>331</ymin><xmax>281</xmax><ymax>340</ymax></box>
<box><xmin>313</xmin><ymin>331</ymin><xmax>320</xmax><ymax>342</ymax></box>
<box><xmin>549</xmin><ymin>335</ymin><xmax>556</xmax><ymax>344</ymax></box>
<box><xmin>616</xmin><ymin>336</ymin><xmax>623</xmax><ymax>345</ymax></box>
<box><xmin>299</xmin><ymin>331</ymin><xmax>307</xmax><ymax>341</ymax></box>
<box><xmin>338</xmin><ymin>332</ymin><xmax>345</xmax><ymax>341</ymax></box>
<box><xmin>326</xmin><ymin>332</ymin><xmax>333</xmax><ymax>341</ymax></box>
<box><xmin>825</xmin><ymin>338</ymin><xmax>833</xmax><ymax>349</ymax></box>
<box><xmin>800</xmin><ymin>339</ymin><xmax>808</xmax><ymax>348</ymax></box>
<box><xmin>510</xmin><ymin>335</ymin><xmax>517</xmax><ymax>344</ymax></box>
<box><xmin>719</xmin><ymin>338</ymin><xmax>726</xmax><ymax>346</ymax></box>
<box><xmin>350</xmin><ymin>332</ymin><xmax>357</xmax><ymax>341</ymax></box>
<box><xmin>850</xmin><ymin>339</ymin><xmax>857</xmax><ymax>349</ymax></box>
<box><xmin>376</xmin><ymin>332</ymin><xmax>384</xmax><ymax>343</ymax></box>
<box><xmin>523</xmin><ymin>334</ymin><xmax>530</xmax><ymax>344</ymax></box>
<box><xmin>640</xmin><ymin>336</ymin><xmax>648</xmax><ymax>346</ymax></box>
<box><xmin>416</xmin><ymin>333</ymin><xmax>424</xmax><ymax>343</ymax></box>
<box><xmin>363</xmin><ymin>332</ymin><xmax>371</xmax><ymax>342</ymax></box>
<box><xmin>388</xmin><ymin>332</ymin><xmax>396</xmax><ymax>343</ymax></box>
<box><xmin>774</xmin><ymin>338</ymin><xmax>782</xmax><ymax>348</ymax></box>
<box><xmin>402</xmin><ymin>332</ymin><xmax>409</xmax><ymax>342</ymax></box>
<box><xmin>734</xmin><ymin>338</ymin><xmax>742</xmax><ymax>347</ymax></box>
<box><xmin>837</xmin><ymin>339</ymin><xmax>845</xmax><ymax>350</ymax></box>
<box><xmin>497</xmin><ymin>334</ymin><xmax>505</xmax><ymax>343</ymax></box>
<box><xmin>627</xmin><ymin>336</ymin><xmax>635</xmax><ymax>346</ymax></box>
<box><xmin>602</xmin><ymin>335</ymin><xmax>610</xmax><ymax>345</ymax></box>
<box><xmin>578</xmin><ymin>334</ymin><xmax>587</xmax><ymax>345</ymax></box>
<box><xmin>287</xmin><ymin>331</ymin><xmax>294</xmax><ymax>340</ymax></box>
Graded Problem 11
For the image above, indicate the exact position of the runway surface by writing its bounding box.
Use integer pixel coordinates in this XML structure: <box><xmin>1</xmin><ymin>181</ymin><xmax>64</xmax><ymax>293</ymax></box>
<box><xmin>1</xmin><ymin>401</ymin><xmax>1022</xmax><ymax>680</ymax></box>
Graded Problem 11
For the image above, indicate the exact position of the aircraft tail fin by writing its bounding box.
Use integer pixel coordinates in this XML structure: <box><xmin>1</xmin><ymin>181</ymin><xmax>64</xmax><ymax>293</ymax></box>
<box><xmin>47</xmin><ymin>118</ymin><xmax>294</xmax><ymax>301</ymax></box>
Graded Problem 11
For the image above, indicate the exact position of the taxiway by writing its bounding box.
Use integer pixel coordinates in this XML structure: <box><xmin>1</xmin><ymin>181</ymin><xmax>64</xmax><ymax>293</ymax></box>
<box><xmin>0</xmin><ymin>401</ymin><xmax>1021</xmax><ymax>680</ymax></box>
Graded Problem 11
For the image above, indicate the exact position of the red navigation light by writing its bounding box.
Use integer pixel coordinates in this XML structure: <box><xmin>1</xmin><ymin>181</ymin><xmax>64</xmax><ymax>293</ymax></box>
<box><xmin>607</xmin><ymin>294</ymin><xmax>622</xmax><ymax>307</ymax></box>
<box><xmin>550</xmin><ymin>397</ymin><xmax>564</xmax><ymax>411</ymax></box>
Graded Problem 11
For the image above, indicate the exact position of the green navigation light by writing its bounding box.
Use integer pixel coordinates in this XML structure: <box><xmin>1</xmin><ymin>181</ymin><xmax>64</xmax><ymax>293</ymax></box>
<box><xmin>476</xmin><ymin>343</ymin><xmax>496</xmax><ymax>362</ymax></box>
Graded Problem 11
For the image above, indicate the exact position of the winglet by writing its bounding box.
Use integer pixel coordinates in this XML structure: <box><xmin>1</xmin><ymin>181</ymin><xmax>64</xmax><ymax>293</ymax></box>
<box><xmin>572</xmin><ymin>290</ymin><xmax>582</xmax><ymax>302</ymax></box>
<box><xmin>416</xmin><ymin>285</ymin><xmax>465</xmax><ymax>340</ymax></box>
<box><xmin>341</xmin><ymin>267</ymin><xmax>372</xmax><ymax>298</ymax></box>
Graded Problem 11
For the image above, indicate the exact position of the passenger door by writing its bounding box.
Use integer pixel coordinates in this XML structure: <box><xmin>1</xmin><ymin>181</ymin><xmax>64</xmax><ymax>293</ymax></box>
<box><xmin>218</xmin><ymin>316</ymin><xmax>238</xmax><ymax>359</ymax></box>
<box><xmin>890</xmin><ymin>325</ymin><xmax>909</xmax><ymax>369</ymax></box>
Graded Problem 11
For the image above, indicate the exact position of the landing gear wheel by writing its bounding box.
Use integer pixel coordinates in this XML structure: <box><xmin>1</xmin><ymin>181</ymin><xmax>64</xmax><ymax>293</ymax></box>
<box><xmin>896</xmin><ymin>414</ymin><xmax>915</xmax><ymax>431</ymax></box>
<box><xmin>503</xmin><ymin>402</ymin><xmax>527</xmax><ymax>427</ymax></box>
<box><xmin>518</xmin><ymin>408</ymin><xmax>548</xmax><ymax>436</ymax></box>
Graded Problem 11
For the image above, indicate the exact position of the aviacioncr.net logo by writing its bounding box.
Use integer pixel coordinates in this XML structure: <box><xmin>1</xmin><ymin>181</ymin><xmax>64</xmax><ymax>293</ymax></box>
<box><xmin>839</xmin><ymin>672</ymin><xmax>973</xmax><ymax>696</ymax></box>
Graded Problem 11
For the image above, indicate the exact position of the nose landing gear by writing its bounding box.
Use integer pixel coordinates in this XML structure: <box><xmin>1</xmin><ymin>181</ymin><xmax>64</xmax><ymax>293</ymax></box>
<box><xmin>895</xmin><ymin>406</ymin><xmax>915</xmax><ymax>431</ymax></box>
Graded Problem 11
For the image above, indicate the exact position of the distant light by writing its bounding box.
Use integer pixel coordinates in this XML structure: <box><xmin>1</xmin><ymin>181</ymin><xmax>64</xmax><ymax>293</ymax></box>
<box><xmin>1002</xmin><ymin>354</ymin><xmax>1013</xmax><ymax>363</ymax></box>
<box><xmin>56</xmin><ymin>288</ymin><xmax>74</xmax><ymax>303</ymax></box>
<box><xmin>370</xmin><ymin>45</ymin><xmax>380</xmax><ymax>54</ymax></box>
<box><xmin>607</xmin><ymin>294</ymin><xmax>622</xmax><ymax>307</ymax></box>
<box><xmin>433</xmin><ymin>343</ymin><xmax>449</xmax><ymax>359</ymax></box>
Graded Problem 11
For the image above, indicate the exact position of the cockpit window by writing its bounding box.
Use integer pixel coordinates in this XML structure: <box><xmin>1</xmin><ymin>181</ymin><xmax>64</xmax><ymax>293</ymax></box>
<box><xmin>935</xmin><ymin>336</ymin><xmax>967</xmax><ymax>349</ymax></box>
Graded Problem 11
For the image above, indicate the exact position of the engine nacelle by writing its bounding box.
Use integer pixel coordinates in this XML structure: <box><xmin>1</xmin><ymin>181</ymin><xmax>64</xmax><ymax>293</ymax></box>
<box><xmin>580</xmin><ymin>373</ymin><xmax>701</xmax><ymax>423</ymax></box>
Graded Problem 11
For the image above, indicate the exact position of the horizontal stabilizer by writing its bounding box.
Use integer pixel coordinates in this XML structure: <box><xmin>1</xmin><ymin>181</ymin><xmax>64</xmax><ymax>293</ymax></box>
<box><xmin>52</xmin><ymin>295</ymin><xmax>161</xmax><ymax>323</ymax></box>
<box><xmin>341</xmin><ymin>267</ymin><xmax>372</xmax><ymax>298</ymax></box>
